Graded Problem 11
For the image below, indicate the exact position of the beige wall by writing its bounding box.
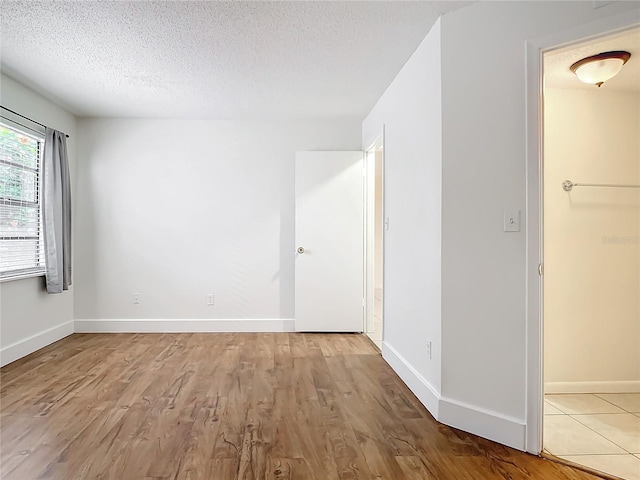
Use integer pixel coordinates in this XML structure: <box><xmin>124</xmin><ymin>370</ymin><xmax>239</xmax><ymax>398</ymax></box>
<box><xmin>544</xmin><ymin>88</ymin><xmax>640</xmax><ymax>391</ymax></box>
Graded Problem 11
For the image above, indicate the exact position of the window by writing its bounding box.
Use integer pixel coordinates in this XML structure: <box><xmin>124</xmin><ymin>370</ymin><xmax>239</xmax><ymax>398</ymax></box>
<box><xmin>0</xmin><ymin>121</ymin><xmax>45</xmax><ymax>280</ymax></box>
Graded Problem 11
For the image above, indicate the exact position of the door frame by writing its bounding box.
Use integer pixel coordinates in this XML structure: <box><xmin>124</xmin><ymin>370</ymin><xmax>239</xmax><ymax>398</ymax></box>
<box><xmin>524</xmin><ymin>12</ymin><xmax>639</xmax><ymax>454</ymax></box>
<box><xmin>364</xmin><ymin>131</ymin><xmax>385</xmax><ymax>337</ymax></box>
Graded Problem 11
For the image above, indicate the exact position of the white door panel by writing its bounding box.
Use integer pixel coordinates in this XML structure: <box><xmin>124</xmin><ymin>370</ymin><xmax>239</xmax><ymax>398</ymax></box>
<box><xmin>295</xmin><ymin>151</ymin><xmax>364</xmax><ymax>332</ymax></box>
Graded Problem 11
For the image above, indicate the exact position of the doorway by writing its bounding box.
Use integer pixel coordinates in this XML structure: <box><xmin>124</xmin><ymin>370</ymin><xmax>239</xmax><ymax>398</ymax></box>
<box><xmin>541</xmin><ymin>29</ymin><xmax>640</xmax><ymax>480</ymax></box>
<box><xmin>365</xmin><ymin>139</ymin><xmax>384</xmax><ymax>350</ymax></box>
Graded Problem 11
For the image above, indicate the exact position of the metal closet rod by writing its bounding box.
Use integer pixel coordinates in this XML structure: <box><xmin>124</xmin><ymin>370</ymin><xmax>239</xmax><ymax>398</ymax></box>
<box><xmin>562</xmin><ymin>179</ymin><xmax>640</xmax><ymax>192</ymax></box>
<box><xmin>0</xmin><ymin>105</ymin><xmax>69</xmax><ymax>138</ymax></box>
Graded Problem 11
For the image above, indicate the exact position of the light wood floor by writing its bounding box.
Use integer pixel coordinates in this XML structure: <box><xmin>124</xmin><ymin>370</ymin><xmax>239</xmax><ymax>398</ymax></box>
<box><xmin>1</xmin><ymin>333</ymin><xmax>599</xmax><ymax>479</ymax></box>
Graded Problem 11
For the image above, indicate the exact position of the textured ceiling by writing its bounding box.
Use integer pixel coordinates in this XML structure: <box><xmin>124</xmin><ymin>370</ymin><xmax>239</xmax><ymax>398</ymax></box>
<box><xmin>545</xmin><ymin>28</ymin><xmax>640</xmax><ymax>92</ymax></box>
<box><xmin>0</xmin><ymin>1</ymin><xmax>472</xmax><ymax>119</ymax></box>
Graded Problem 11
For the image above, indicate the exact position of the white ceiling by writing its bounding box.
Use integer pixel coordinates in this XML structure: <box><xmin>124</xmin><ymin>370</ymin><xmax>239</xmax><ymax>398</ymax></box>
<box><xmin>0</xmin><ymin>1</ymin><xmax>472</xmax><ymax>119</ymax></box>
<box><xmin>544</xmin><ymin>28</ymin><xmax>640</xmax><ymax>92</ymax></box>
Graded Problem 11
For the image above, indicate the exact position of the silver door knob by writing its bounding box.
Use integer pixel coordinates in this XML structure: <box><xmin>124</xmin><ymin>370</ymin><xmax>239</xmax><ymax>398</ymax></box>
<box><xmin>297</xmin><ymin>246</ymin><xmax>305</xmax><ymax>254</ymax></box>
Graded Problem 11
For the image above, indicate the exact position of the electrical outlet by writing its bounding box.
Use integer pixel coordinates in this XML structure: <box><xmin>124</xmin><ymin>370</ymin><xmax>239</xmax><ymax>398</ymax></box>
<box><xmin>206</xmin><ymin>294</ymin><xmax>215</xmax><ymax>306</ymax></box>
<box><xmin>133</xmin><ymin>293</ymin><xmax>140</xmax><ymax>304</ymax></box>
<box><xmin>426</xmin><ymin>340</ymin><xmax>432</xmax><ymax>360</ymax></box>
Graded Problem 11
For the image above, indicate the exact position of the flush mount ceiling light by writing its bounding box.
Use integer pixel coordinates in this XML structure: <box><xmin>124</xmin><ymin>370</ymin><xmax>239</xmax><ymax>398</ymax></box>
<box><xmin>570</xmin><ymin>50</ymin><xmax>631</xmax><ymax>87</ymax></box>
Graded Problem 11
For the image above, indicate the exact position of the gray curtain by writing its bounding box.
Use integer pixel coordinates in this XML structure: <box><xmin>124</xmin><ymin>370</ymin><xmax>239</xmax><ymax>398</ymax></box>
<box><xmin>43</xmin><ymin>128</ymin><xmax>72</xmax><ymax>293</ymax></box>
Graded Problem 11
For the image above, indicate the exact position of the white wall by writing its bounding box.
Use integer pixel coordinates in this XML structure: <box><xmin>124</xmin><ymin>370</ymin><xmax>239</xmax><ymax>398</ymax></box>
<box><xmin>75</xmin><ymin>118</ymin><xmax>361</xmax><ymax>327</ymax></box>
<box><xmin>363</xmin><ymin>0</ymin><xmax>639</xmax><ymax>452</ymax></box>
<box><xmin>363</xmin><ymin>19</ymin><xmax>443</xmax><ymax>410</ymax></box>
<box><xmin>439</xmin><ymin>0</ymin><xmax>639</xmax><ymax>448</ymax></box>
<box><xmin>544</xmin><ymin>88</ymin><xmax>640</xmax><ymax>392</ymax></box>
<box><xmin>0</xmin><ymin>74</ymin><xmax>76</xmax><ymax>366</ymax></box>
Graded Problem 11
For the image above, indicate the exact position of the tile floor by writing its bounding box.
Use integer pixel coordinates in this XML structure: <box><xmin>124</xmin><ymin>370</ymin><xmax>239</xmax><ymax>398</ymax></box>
<box><xmin>366</xmin><ymin>288</ymin><xmax>383</xmax><ymax>350</ymax></box>
<box><xmin>544</xmin><ymin>393</ymin><xmax>640</xmax><ymax>480</ymax></box>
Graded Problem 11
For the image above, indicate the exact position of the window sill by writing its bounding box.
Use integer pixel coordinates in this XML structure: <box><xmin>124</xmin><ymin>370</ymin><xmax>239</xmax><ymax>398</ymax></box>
<box><xmin>0</xmin><ymin>270</ymin><xmax>45</xmax><ymax>283</ymax></box>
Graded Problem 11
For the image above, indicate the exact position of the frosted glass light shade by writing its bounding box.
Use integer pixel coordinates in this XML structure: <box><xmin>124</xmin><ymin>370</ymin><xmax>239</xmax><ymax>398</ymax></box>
<box><xmin>570</xmin><ymin>51</ymin><xmax>631</xmax><ymax>87</ymax></box>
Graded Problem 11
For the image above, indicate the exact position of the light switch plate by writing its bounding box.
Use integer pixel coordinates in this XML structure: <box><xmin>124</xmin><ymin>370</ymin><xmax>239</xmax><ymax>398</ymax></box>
<box><xmin>504</xmin><ymin>210</ymin><xmax>520</xmax><ymax>232</ymax></box>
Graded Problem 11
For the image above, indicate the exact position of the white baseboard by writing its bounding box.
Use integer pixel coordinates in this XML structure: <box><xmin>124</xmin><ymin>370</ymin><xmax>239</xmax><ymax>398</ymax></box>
<box><xmin>545</xmin><ymin>380</ymin><xmax>640</xmax><ymax>394</ymax></box>
<box><xmin>74</xmin><ymin>318</ymin><xmax>296</xmax><ymax>333</ymax></box>
<box><xmin>382</xmin><ymin>341</ymin><xmax>440</xmax><ymax>417</ymax></box>
<box><xmin>381</xmin><ymin>340</ymin><xmax>525</xmax><ymax>451</ymax></box>
<box><xmin>438</xmin><ymin>397</ymin><xmax>526</xmax><ymax>451</ymax></box>
<box><xmin>0</xmin><ymin>320</ymin><xmax>74</xmax><ymax>367</ymax></box>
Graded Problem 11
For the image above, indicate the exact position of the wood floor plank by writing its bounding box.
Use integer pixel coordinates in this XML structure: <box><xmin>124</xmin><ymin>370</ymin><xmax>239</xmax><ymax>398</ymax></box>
<box><xmin>265</xmin><ymin>457</ymin><xmax>314</xmax><ymax>480</ymax></box>
<box><xmin>1</xmin><ymin>333</ymin><xmax>602</xmax><ymax>480</ymax></box>
<box><xmin>395</xmin><ymin>455</ymin><xmax>437</xmax><ymax>479</ymax></box>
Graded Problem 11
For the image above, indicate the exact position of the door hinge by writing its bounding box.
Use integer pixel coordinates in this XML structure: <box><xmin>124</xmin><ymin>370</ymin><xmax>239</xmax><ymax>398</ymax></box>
<box><xmin>538</xmin><ymin>263</ymin><xmax>543</xmax><ymax>276</ymax></box>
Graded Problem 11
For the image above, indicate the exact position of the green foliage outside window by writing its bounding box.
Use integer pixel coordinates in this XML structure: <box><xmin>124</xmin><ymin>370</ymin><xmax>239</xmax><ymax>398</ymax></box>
<box><xmin>0</xmin><ymin>126</ymin><xmax>40</xmax><ymax>231</ymax></box>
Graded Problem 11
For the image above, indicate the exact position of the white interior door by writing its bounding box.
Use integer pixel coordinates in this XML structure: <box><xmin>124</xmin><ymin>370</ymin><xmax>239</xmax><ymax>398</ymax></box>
<box><xmin>295</xmin><ymin>151</ymin><xmax>364</xmax><ymax>332</ymax></box>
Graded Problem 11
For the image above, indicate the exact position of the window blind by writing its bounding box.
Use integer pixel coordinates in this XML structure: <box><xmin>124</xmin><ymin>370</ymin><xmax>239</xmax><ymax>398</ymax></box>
<box><xmin>0</xmin><ymin>122</ymin><xmax>45</xmax><ymax>280</ymax></box>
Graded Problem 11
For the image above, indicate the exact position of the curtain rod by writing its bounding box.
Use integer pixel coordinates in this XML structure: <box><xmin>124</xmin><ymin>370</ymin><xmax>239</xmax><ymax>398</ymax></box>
<box><xmin>562</xmin><ymin>179</ymin><xmax>640</xmax><ymax>192</ymax></box>
<box><xmin>0</xmin><ymin>105</ymin><xmax>69</xmax><ymax>138</ymax></box>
